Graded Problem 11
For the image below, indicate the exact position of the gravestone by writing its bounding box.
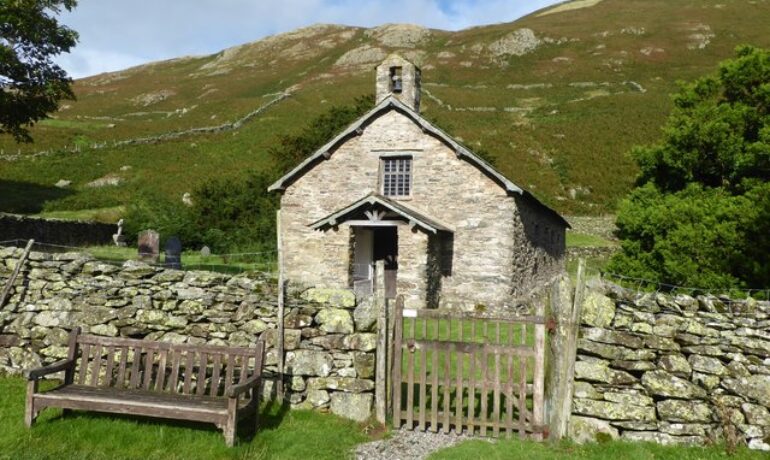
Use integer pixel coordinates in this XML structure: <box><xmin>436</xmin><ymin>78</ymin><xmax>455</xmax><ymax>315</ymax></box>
<box><xmin>200</xmin><ymin>246</ymin><xmax>211</xmax><ymax>257</ymax></box>
<box><xmin>164</xmin><ymin>236</ymin><xmax>182</xmax><ymax>269</ymax></box>
<box><xmin>137</xmin><ymin>230</ymin><xmax>160</xmax><ymax>263</ymax></box>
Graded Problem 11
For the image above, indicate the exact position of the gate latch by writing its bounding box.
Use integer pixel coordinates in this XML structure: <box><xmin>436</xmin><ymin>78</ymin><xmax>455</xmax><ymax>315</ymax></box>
<box><xmin>546</xmin><ymin>317</ymin><xmax>557</xmax><ymax>333</ymax></box>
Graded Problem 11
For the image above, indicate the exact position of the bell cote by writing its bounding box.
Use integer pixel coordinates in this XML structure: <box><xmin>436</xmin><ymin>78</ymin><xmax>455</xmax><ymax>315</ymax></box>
<box><xmin>376</xmin><ymin>54</ymin><xmax>421</xmax><ymax>112</ymax></box>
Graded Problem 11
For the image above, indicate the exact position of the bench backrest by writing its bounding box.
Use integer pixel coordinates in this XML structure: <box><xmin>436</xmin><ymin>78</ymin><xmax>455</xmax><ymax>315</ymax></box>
<box><xmin>66</xmin><ymin>328</ymin><xmax>264</xmax><ymax>398</ymax></box>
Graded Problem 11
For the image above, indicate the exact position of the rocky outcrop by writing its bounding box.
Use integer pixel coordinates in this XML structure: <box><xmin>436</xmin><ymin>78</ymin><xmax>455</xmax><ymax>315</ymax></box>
<box><xmin>0</xmin><ymin>246</ymin><xmax>376</xmax><ymax>421</ymax></box>
<box><xmin>570</xmin><ymin>284</ymin><xmax>770</xmax><ymax>451</ymax></box>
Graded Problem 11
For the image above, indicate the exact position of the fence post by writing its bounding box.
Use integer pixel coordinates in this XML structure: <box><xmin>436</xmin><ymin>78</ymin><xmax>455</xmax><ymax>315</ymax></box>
<box><xmin>0</xmin><ymin>239</ymin><xmax>34</xmax><ymax>309</ymax></box>
<box><xmin>374</xmin><ymin>260</ymin><xmax>387</xmax><ymax>424</ymax></box>
<box><xmin>547</xmin><ymin>259</ymin><xmax>585</xmax><ymax>441</ymax></box>
<box><xmin>533</xmin><ymin>293</ymin><xmax>546</xmax><ymax>441</ymax></box>
<box><xmin>276</xmin><ymin>210</ymin><xmax>285</xmax><ymax>400</ymax></box>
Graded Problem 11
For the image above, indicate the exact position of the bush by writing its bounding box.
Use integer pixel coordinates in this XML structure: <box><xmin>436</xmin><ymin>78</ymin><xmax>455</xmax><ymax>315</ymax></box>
<box><xmin>609</xmin><ymin>46</ymin><xmax>770</xmax><ymax>289</ymax></box>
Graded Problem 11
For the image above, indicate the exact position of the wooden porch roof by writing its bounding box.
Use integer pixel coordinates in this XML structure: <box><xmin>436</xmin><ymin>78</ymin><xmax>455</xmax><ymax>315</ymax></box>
<box><xmin>308</xmin><ymin>193</ymin><xmax>453</xmax><ymax>234</ymax></box>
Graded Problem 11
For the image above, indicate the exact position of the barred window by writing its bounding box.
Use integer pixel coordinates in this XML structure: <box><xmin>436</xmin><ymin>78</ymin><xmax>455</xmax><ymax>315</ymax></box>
<box><xmin>382</xmin><ymin>157</ymin><xmax>412</xmax><ymax>197</ymax></box>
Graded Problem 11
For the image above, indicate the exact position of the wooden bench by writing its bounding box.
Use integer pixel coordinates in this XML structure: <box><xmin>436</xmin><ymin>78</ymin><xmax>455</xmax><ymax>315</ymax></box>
<box><xmin>24</xmin><ymin>327</ymin><xmax>265</xmax><ymax>446</ymax></box>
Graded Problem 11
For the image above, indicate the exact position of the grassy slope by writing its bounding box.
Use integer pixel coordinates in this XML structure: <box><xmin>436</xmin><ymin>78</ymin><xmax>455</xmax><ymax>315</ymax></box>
<box><xmin>2</xmin><ymin>0</ymin><xmax>770</xmax><ymax>218</ymax></box>
<box><xmin>0</xmin><ymin>377</ymin><xmax>372</xmax><ymax>460</ymax></box>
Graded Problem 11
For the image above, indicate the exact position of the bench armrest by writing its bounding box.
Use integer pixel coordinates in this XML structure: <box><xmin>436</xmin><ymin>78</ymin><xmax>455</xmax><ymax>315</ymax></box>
<box><xmin>24</xmin><ymin>359</ymin><xmax>76</xmax><ymax>381</ymax></box>
<box><xmin>227</xmin><ymin>373</ymin><xmax>261</xmax><ymax>398</ymax></box>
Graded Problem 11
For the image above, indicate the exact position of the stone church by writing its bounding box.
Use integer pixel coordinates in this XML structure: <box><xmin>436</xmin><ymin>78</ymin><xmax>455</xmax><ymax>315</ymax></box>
<box><xmin>269</xmin><ymin>55</ymin><xmax>568</xmax><ymax>310</ymax></box>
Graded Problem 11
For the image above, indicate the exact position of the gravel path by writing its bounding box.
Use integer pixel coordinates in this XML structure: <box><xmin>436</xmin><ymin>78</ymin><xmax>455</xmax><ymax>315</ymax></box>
<box><xmin>355</xmin><ymin>428</ymin><xmax>476</xmax><ymax>460</ymax></box>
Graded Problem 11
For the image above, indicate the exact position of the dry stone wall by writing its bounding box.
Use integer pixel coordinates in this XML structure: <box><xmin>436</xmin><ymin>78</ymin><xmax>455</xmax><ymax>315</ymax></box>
<box><xmin>0</xmin><ymin>246</ymin><xmax>378</xmax><ymax>422</ymax></box>
<box><xmin>570</xmin><ymin>281</ymin><xmax>770</xmax><ymax>451</ymax></box>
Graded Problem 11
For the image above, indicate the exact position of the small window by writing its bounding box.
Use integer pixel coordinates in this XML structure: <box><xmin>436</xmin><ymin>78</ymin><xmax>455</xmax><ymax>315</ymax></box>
<box><xmin>382</xmin><ymin>157</ymin><xmax>412</xmax><ymax>197</ymax></box>
<box><xmin>390</xmin><ymin>66</ymin><xmax>403</xmax><ymax>93</ymax></box>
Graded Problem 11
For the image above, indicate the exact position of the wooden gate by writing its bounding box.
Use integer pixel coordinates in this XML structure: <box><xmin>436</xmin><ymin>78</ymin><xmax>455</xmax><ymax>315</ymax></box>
<box><xmin>390</xmin><ymin>298</ymin><xmax>547</xmax><ymax>439</ymax></box>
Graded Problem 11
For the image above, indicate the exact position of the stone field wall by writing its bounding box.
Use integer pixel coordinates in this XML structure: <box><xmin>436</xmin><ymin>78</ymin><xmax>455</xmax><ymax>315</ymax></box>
<box><xmin>0</xmin><ymin>213</ymin><xmax>116</xmax><ymax>247</ymax></box>
<box><xmin>0</xmin><ymin>246</ymin><xmax>378</xmax><ymax>422</ymax></box>
<box><xmin>571</xmin><ymin>282</ymin><xmax>770</xmax><ymax>451</ymax></box>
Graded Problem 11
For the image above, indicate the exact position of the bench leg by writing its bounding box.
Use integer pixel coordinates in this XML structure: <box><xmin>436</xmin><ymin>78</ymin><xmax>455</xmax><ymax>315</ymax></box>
<box><xmin>224</xmin><ymin>398</ymin><xmax>238</xmax><ymax>447</ymax></box>
<box><xmin>25</xmin><ymin>380</ymin><xmax>38</xmax><ymax>428</ymax></box>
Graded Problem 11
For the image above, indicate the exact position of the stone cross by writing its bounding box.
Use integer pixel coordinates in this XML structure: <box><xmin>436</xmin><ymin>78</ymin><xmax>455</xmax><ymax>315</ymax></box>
<box><xmin>164</xmin><ymin>236</ymin><xmax>182</xmax><ymax>269</ymax></box>
<box><xmin>137</xmin><ymin>229</ymin><xmax>160</xmax><ymax>263</ymax></box>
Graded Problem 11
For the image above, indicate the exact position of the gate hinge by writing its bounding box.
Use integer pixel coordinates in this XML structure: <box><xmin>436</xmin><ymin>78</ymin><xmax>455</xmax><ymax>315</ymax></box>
<box><xmin>545</xmin><ymin>317</ymin><xmax>557</xmax><ymax>333</ymax></box>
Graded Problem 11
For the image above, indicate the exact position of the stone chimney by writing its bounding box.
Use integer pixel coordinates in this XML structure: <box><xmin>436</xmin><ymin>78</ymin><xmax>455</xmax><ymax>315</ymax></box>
<box><xmin>376</xmin><ymin>54</ymin><xmax>421</xmax><ymax>112</ymax></box>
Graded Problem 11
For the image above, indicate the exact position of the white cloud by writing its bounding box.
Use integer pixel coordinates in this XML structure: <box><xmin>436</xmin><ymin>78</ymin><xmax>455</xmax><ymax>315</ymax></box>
<box><xmin>58</xmin><ymin>0</ymin><xmax>560</xmax><ymax>78</ymax></box>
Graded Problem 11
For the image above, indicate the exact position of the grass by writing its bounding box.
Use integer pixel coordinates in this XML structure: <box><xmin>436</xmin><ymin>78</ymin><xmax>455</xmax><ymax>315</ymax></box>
<box><xmin>429</xmin><ymin>437</ymin><xmax>767</xmax><ymax>460</ymax></box>
<box><xmin>32</xmin><ymin>206</ymin><xmax>126</xmax><ymax>223</ymax></box>
<box><xmin>0</xmin><ymin>377</ymin><xmax>374</xmax><ymax>460</ymax></box>
<box><xmin>566</xmin><ymin>232</ymin><xmax>617</xmax><ymax>248</ymax></box>
<box><xmin>69</xmin><ymin>245</ymin><xmax>278</xmax><ymax>274</ymax></box>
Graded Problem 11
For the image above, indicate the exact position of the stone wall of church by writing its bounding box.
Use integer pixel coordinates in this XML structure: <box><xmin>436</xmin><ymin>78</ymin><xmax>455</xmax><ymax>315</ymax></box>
<box><xmin>279</xmin><ymin>109</ymin><xmax>559</xmax><ymax>310</ymax></box>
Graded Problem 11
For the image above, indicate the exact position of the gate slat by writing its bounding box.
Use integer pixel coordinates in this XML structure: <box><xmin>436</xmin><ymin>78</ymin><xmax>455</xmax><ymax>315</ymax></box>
<box><xmin>468</xmin><ymin>321</ymin><xmax>476</xmax><ymax>436</ymax></box>
<box><xmin>493</xmin><ymin>323</ymin><xmax>501</xmax><ymax>437</ymax></box>
<box><xmin>442</xmin><ymin>321</ymin><xmax>451</xmax><ymax>434</ymax></box>
<box><xmin>431</xmin><ymin>339</ymin><xmax>439</xmax><ymax>432</ymax></box>
<box><xmin>406</xmin><ymin>325</ymin><xmax>415</xmax><ymax>428</ymax></box>
<box><xmin>518</xmin><ymin>324</ymin><xmax>527</xmax><ymax>438</ymax></box>
<box><xmin>506</xmin><ymin>323</ymin><xmax>514</xmax><ymax>437</ymax></box>
<box><xmin>418</xmin><ymin>319</ymin><xmax>428</xmax><ymax>431</ymax></box>
<box><xmin>480</xmin><ymin>321</ymin><xmax>488</xmax><ymax>437</ymax></box>
<box><xmin>455</xmin><ymin>320</ymin><xmax>463</xmax><ymax>434</ymax></box>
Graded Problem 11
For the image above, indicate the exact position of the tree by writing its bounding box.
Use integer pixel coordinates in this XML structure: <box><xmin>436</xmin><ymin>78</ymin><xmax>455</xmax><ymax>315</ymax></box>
<box><xmin>0</xmin><ymin>0</ymin><xmax>78</xmax><ymax>142</ymax></box>
<box><xmin>608</xmin><ymin>46</ymin><xmax>770</xmax><ymax>290</ymax></box>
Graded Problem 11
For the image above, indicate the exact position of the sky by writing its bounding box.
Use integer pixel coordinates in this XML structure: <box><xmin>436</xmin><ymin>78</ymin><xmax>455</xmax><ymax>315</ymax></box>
<box><xmin>57</xmin><ymin>0</ymin><xmax>562</xmax><ymax>78</ymax></box>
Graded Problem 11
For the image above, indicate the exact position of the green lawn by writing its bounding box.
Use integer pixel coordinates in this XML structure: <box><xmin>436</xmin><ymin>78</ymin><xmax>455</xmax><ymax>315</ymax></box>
<box><xmin>430</xmin><ymin>438</ymin><xmax>765</xmax><ymax>460</ymax></box>
<box><xmin>46</xmin><ymin>245</ymin><xmax>278</xmax><ymax>274</ymax></box>
<box><xmin>1</xmin><ymin>377</ymin><xmax>764</xmax><ymax>459</ymax></box>
<box><xmin>0</xmin><ymin>377</ymin><xmax>373</xmax><ymax>460</ymax></box>
<box><xmin>565</xmin><ymin>232</ymin><xmax>617</xmax><ymax>248</ymax></box>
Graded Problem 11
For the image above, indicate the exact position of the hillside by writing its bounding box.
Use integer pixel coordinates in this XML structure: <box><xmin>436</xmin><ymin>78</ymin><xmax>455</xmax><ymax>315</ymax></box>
<box><xmin>2</xmin><ymin>0</ymin><xmax>770</xmax><ymax>219</ymax></box>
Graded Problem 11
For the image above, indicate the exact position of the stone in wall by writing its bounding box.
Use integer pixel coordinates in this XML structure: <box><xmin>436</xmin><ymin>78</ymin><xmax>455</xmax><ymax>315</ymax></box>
<box><xmin>569</xmin><ymin>280</ymin><xmax>770</xmax><ymax>450</ymax></box>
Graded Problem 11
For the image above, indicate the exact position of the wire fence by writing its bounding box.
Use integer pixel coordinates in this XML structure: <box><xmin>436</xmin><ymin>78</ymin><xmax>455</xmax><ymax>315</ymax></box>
<box><xmin>599</xmin><ymin>270</ymin><xmax>770</xmax><ymax>303</ymax></box>
<box><xmin>0</xmin><ymin>239</ymin><xmax>278</xmax><ymax>275</ymax></box>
